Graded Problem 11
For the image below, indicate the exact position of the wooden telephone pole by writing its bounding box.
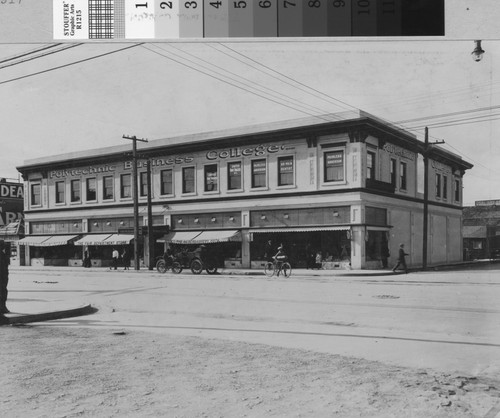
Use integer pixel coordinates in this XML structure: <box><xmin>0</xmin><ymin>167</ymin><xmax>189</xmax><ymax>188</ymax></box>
<box><xmin>123</xmin><ymin>135</ymin><xmax>148</xmax><ymax>270</ymax></box>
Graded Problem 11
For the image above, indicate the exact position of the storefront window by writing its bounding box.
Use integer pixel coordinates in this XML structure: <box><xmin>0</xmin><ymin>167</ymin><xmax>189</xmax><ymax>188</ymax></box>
<box><xmin>435</xmin><ymin>174</ymin><xmax>441</xmax><ymax>198</ymax></box>
<box><xmin>400</xmin><ymin>162</ymin><xmax>407</xmax><ymax>190</ymax></box>
<box><xmin>31</xmin><ymin>183</ymin><xmax>41</xmax><ymax>206</ymax></box>
<box><xmin>182</xmin><ymin>167</ymin><xmax>195</xmax><ymax>194</ymax></box>
<box><xmin>204</xmin><ymin>164</ymin><xmax>218</xmax><ymax>192</ymax></box>
<box><xmin>251</xmin><ymin>159</ymin><xmax>267</xmax><ymax>188</ymax></box>
<box><xmin>103</xmin><ymin>176</ymin><xmax>114</xmax><ymax>200</ymax></box>
<box><xmin>278</xmin><ymin>156</ymin><xmax>294</xmax><ymax>186</ymax></box>
<box><xmin>140</xmin><ymin>172</ymin><xmax>148</xmax><ymax>197</ymax></box>
<box><xmin>324</xmin><ymin>150</ymin><xmax>344</xmax><ymax>182</ymax></box>
<box><xmin>160</xmin><ymin>169</ymin><xmax>173</xmax><ymax>195</ymax></box>
<box><xmin>367</xmin><ymin>151</ymin><xmax>376</xmax><ymax>180</ymax></box>
<box><xmin>55</xmin><ymin>181</ymin><xmax>65</xmax><ymax>204</ymax></box>
<box><xmin>121</xmin><ymin>174</ymin><xmax>131</xmax><ymax>198</ymax></box>
<box><xmin>86</xmin><ymin>178</ymin><xmax>97</xmax><ymax>201</ymax></box>
<box><xmin>228</xmin><ymin>162</ymin><xmax>242</xmax><ymax>190</ymax></box>
<box><xmin>70</xmin><ymin>179</ymin><xmax>80</xmax><ymax>202</ymax></box>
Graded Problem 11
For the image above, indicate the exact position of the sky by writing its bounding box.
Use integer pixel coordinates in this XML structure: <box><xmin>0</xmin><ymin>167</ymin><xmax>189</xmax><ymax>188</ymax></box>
<box><xmin>1</xmin><ymin>23</ymin><xmax>499</xmax><ymax>207</ymax></box>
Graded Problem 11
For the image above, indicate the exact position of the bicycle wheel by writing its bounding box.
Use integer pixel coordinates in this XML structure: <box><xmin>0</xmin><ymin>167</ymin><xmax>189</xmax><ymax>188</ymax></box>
<box><xmin>190</xmin><ymin>259</ymin><xmax>203</xmax><ymax>275</ymax></box>
<box><xmin>156</xmin><ymin>259</ymin><xmax>167</xmax><ymax>274</ymax></box>
<box><xmin>264</xmin><ymin>262</ymin><xmax>275</xmax><ymax>277</ymax></box>
<box><xmin>281</xmin><ymin>262</ymin><xmax>292</xmax><ymax>278</ymax></box>
<box><xmin>171</xmin><ymin>261</ymin><xmax>183</xmax><ymax>274</ymax></box>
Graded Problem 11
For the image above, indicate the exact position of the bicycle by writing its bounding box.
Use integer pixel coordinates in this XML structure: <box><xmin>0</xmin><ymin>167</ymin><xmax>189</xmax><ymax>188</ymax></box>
<box><xmin>264</xmin><ymin>258</ymin><xmax>292</xmax><ymax>278</ymax></box>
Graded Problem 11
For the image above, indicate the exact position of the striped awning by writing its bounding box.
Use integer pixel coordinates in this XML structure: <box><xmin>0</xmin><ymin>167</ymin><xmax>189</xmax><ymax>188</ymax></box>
<box><xmin>157</xmin><ymin>231</ymin><xmax>203</xmax><ymax>244</ymax></box>
<box><xmin>190</xmin><ymin>230</ymin><xmax>241</xmax><ymax>244</ymax></box>
<box><xmin>102</xmin><ymin>234</ymin><xmax>134</xmax><ymax>245</ymax></box>
<box><xmin>251</xmin><ymin>226</ymin><xmax>351</xmax><ymax>233</ymax></box>
<box><xmin>35</xmin><ymin>235</ymin><xmax>80</xmax><ymax>247</ymax></box>
<box><xmin>73</xmin><ymin>234</ymin><xmax>113</xmax><ymax>246</ymax></box>
<box><xmin>18</xmin><ymin>235</ymin><xmax>52</xmax><ymax>246</ymax></box>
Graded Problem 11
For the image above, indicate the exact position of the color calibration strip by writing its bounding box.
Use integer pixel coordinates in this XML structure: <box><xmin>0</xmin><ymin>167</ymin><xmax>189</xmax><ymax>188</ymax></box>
<box><xmin>53</xmin><ymin>0</ymin><xmax>444</xmax><ymax>40</ymax></box>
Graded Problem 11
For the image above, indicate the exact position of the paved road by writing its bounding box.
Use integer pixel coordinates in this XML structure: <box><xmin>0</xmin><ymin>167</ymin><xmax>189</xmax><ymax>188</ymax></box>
<box><xmin>7</xmin><ymin>265</ymin><xmax>500</xmax><ymax>380</ymax></box>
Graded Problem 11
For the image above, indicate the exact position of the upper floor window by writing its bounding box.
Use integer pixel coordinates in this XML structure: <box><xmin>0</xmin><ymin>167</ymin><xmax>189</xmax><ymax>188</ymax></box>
<box><xmin>454</xmin><ymin>179</ymin><xmax>460</xmax><ymax>202</ymax></box>
<box><xmin>204</xmin><ymin>164</ymin><xmax>218</xmax><ymax>192</ymax></box>
<box><xmin>31</xmin><ymin>183</ymin><xmax>41</xmax><ymax>206</ymax></box>
<box><xmin>70</xmin><ymin>179</ymin><xmax>80</xmax><ymax>203</ymax></box>
<box><xmin>390</xmin><ymin>158</ymin><xmax>397</xmax><ymax>187</ymax></box>
<box><xmin>160</xmin><ymin>169</ymin><xmax>173</xmax><ymax>195</ymax></box>
<box><xmin>55</xmin><ymin>181</ymin><xmax>65</xmax><ymax>204</ymax></box>
<box><xmin>367</xmin><ymin>151</ymin><xmax>376</xmax><ymax>180</ymax></box>
<box><xmin>182</xmin><ymin>167</ymin><xmax>195</xmax><ymax>194</ymax></box>
<box><xmin>443</xmin><ymin>175</ymin><xmax>448</xmax><ymax>200</ymax></box>
<box><xmin>278</xmin><ymin>156</ymin><xmax>294</xmax><ymax>186</ymax></box>
<box><xmin>251</xmin><ymin>159</ymin><xmax>267</xmax><ymax>188</ymax></box>
<box><xmin>121</xmin><ymin>174</ymin><xmax>132</xmax><ymax>199</ymax></box>
<box><xmin>400</xmin><ymin>161</ymin><xmax>407</xmax><ymax>190</ymax></box>
<box><xmin>103</xmin><ymin>176</ymin><xmax>114</xmax><ymax>200</ymax></box>
<box><xmin>86</xmin><ymin>178</ymin><xmax>97</xmax><ymax>201</ymax></box>
<box><xmin>228</xmin><ymin>161</ymin><xmax>242</xmax><ymax>190</ymax></box>
<box><xmin>140</xmin><ymin>172</ymin><xmax>148</xmax><ymax>197</ymax></box>
<box><xmin>435</xmin><ymin>174</ymin><xmax>441</xmax><ymax>198</ymax></box>
<box><xmin>324</xmin><ymin>150</ymin><xmax>344</xmax><ymax>182</ymax></box>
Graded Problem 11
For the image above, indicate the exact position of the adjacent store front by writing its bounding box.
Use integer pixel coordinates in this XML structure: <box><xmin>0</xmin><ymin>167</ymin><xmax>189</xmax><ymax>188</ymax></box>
<box><xmin>16</xmin><ymin>111</ymin><xmax>472</xmax><ymax>270</ymax></box>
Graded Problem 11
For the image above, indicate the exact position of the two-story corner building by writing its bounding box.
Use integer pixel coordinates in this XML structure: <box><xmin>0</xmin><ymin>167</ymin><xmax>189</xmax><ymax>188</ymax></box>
<box><xmin>16</xmin><ymin>111</ymin><xmax>472</xmax><ymax>270</ymax></box>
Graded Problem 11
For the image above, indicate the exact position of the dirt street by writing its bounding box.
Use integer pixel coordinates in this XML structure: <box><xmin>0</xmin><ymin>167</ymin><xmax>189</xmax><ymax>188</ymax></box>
<box><xmin>1</xmin><ymin>325</ymin><xmax>500</xmax><ymax>418</ymax></box>
<box><xmin>2</xmin><ymin>266</ymin><xmax>500</xmax><ymax>417</ymax></box>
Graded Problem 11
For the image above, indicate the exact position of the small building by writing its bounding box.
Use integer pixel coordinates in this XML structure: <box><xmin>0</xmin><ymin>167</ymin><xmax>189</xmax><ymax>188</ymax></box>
<box><xmin>16</xmin><ymin>111</ymin><xmax>472</xmax><ymax>270</ymax></box>
<box><xmin>463</xmin><ymin>200</ymin><xmax>500</xmax><ymax>260</ymax></box>
<box><xmin>0</xmin><ymin>178</ymin><xmax>24</xmax><ymax>265</ymax></box>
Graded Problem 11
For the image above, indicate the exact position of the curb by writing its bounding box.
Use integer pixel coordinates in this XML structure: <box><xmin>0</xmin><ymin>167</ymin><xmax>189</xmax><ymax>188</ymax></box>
<box><xmin>0</xmin><ymin>304</ymin><xmax>97</xmax><ymax>326</ymax></box>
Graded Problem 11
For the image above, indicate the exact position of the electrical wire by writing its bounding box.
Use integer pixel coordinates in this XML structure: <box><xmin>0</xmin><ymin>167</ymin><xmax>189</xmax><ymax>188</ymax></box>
<box><xmin>157</xmin><ymin>43</ymin><xmax>341</xmax><ymax>119</ymax></box>
<box><xmin>143</xmin><ymin>44</ymin><xmax>347</xmax><ymax>123</ymax></box>
<box><xmin>0</xmin><ymin>43</ymin><xmax>83</xmax><ymax>71</ymax></box>
<box><xmin>211</xmin><ymin>43</ymin><xmax>358</xmax><ymax>114</ymax></box>
<box><xmin>0</xmin><ymin>43</ymin><xmax>144</xmax><ymax>86</ymax></box>
<box><xmin>0</xmin><ymin>44</ymin><xmax>63</xmax><ymax>65</ymax></box>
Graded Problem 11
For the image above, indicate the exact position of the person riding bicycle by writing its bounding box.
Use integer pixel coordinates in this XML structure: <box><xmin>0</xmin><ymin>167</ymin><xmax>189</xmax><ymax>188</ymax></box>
<box><xmin>273</xmin><ymin>245</ymin><xmax>288</xmax><ymax>276</ymax></box>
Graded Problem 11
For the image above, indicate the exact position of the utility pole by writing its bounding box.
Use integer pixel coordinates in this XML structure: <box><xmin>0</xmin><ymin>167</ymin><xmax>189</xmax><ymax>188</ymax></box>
<box><xmin>123</xmin><ymin>135</ymin><xmax>148</xmax><ymax>270</ymax></box>
<box><xmin>146</xmin><ymin>159</ymin><xmax>154</xmax><ymax>270</ymax></box>
<box><xmin>422</xmin><ymin>127</ymin><xmax>445</xmax><ymax>270</ymax></box>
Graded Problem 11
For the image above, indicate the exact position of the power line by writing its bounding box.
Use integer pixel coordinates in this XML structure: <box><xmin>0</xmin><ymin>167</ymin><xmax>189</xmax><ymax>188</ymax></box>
<box><xmin>215</xmin><ymin>43</ymin><xmax>358</xmax><ymax>114</ymax></box>
<box><xmin>0</xmin><ymin>44</ymin><xmax>143</xmax><ymax>87</ymax></box>
<box><xmin>156</xmin><ymin>43</ymin><xmax>339</xmax><ymax>119</ymax></box>
<box><xmin>0</xmin><ymin>43</ymin><xmax>83</xmax><ymax>71</ymax></box>
<box><xmin>143</xmin><ymin>44</ymin><xmax>342</xmax><ymax>123</ymax></box>
<box><xmin>397</xmin><ymin>105</ymin><xmax>500</xmax><ymax>124</ymax></box>
<box><xmin>0</xmin><ymin>44</ymin><xmax>62</xmax><ymax>65</ymax></box>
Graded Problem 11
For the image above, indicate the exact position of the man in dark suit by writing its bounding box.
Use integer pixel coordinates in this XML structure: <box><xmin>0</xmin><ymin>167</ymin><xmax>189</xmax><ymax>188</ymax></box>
<box><xmin>392</xmin><ymin>243</ymin><xmax>409</xmax><ymax>274</ymax></box>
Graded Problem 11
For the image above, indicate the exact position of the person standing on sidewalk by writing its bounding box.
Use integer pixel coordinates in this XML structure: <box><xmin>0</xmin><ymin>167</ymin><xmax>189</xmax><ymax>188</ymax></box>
<box><xmin>392</xmin><ymin>243</ymin><xmax>409</xmax><ymax>274</ymax></box>
<box><xmin>0</xmin><ymin>240</ymin><xmax>10</xmax><ymax>314</ymax></box>
<box><xmin>111</xmin><ymin>248</ymin><xmax>119</xmax><ymax>270</ymax></box>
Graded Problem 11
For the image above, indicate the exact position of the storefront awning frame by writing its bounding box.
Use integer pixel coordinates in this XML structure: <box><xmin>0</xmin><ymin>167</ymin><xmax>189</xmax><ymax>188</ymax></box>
<box><xmin>157</xmin><ymin>231</ymin><xmax>203</xmax><ymax>244</ymax></box>
<box><xmin>102</xmin><ymin>234</ymin><xmax>135</xmax><ymax>245</ymax></box>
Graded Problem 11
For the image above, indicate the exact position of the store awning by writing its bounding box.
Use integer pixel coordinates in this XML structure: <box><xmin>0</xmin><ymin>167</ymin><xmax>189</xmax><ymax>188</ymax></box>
<box><xmin>36</xmin><ymin>235</ymin><xmax>80</xmax><ymax>247</ymax></box>
<box><xmin>18</xmin><ymin>235</ymin><xmax>52</xmax><ymax>246</ymax></box>
<box><xmin>73</xmin><ymin>234</ymin><xmax>112</xmax><ymax>246</ymax></box>
<box><xmin>103</xmin><ymin>234</ymin><xmax>135</xmax><ymax>245</ymax></box>
<box><xmin>251</xmin><ymin>226</ymin><xmax>351</xmax><ymax>233</ymax></box>
<box><xmin>157</xmin><ymin>231</ymin><xmax>203</xmax><ymax>244</ymax></box>
<box><xmin>190</xmin><ymin>230</ymin><xmax>241</xmax><ymax>244</ymax></box>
